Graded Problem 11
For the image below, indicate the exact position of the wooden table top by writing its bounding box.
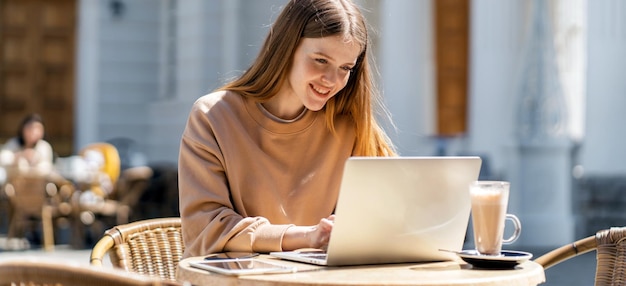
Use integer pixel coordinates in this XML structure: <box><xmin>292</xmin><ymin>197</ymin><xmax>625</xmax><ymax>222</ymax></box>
<box><xmin>176</xmin><ymin>255</ymin><xmax>545</xmax><ymax>286</ymax></box>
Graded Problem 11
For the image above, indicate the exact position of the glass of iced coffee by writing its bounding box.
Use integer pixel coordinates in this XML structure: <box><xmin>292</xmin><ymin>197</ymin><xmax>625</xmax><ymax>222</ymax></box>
<box><xmin>469</xmin><ymin>181</ymin><xmax>521</xmax><ymax>256</ymax></box>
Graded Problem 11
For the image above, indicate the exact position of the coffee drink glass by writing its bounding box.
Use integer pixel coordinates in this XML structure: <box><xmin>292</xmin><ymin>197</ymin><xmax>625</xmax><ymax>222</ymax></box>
<box><xmin>469</xmin><ymin>181</ymin><xmax>521</xmax><ymax>256</ymax></box>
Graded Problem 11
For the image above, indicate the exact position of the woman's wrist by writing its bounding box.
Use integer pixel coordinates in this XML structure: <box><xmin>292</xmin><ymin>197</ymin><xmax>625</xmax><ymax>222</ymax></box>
<box><xmin>281</xmin><ymin>225</ymin><xmax>314</xmax><ymax>251</ymax></box>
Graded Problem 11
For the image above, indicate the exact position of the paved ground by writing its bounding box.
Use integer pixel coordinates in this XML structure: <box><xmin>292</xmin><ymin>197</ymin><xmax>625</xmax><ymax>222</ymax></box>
<box><xmin>0</xmin><ymin>243</ymin><xmax>596</xmax><ymax>285</ymax></box>
<box><xmin>0</xmin><ymin>245</ymin><xmax>106</xmax><ymax>267</ymax></box>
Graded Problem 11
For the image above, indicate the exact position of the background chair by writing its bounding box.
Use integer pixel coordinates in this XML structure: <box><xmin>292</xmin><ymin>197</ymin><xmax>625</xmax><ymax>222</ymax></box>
<box><xmin>72</xmin><ymin>142</ymin><xmax>127</xmax><ymax>248</ymax></box>
<box><xmin>3</xmin><ymin>175</ymin><xmax>48</xmax><ymax>247</ymax></box>
<box><xmin>90</xmin><ymin>217</ymin><xmax>183</xmax><ymax>283</ymax></box>
<box><xmin>73</xmin><ymin>142</ymin><xmax>156</xmax><ymax>248</ymax></box>
<box><xmin>0</xmin><ymin>259</ymin><xmax>164</xmax><ymax>286</ymax></box>
<box><xmin>1</xmin><ymin>174</ymin><xmax>73</xmax><ymax>251</ymax></box>
<box><xmin>76</xmin><ymin>142</ymin><xmax>122</xmax><ymax>212</ymax></box>
<box><xmin>535</xmin><ymin>226</ymin><xmax>626</xmax><ymax>286</ymax></box>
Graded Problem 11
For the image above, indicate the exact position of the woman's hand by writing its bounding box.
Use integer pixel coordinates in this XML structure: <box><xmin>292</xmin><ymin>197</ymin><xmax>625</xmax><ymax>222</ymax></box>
<box><xmin>308</xmin><ymin>215</ymin><xmax>335</xmax><ymax>250</ymax></box>
<box><xmin>282</xmin><ymin>215</ymin><xmax>336</xmax><ymax>251</ymax></box>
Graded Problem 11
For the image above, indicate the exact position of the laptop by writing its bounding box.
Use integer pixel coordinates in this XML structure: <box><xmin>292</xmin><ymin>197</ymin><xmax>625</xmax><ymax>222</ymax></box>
<box><xmin>270</xmin><ymin>156</ymin><xmax>482</xmax><ymax>266</ymax></box>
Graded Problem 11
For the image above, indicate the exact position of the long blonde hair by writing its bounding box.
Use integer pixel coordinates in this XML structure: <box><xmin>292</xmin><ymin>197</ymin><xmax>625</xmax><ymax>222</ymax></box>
<box><xmin>220</xmin><ymin>0</ymin><xmax>396</xmax><ymax>156</ymax></box>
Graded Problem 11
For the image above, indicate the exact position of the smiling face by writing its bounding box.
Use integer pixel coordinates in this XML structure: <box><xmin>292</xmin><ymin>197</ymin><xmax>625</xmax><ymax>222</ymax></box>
<box><xmin>268</xmin><ymin>36</ymin><xmax>361</xmax><ymax>119</ymax></box>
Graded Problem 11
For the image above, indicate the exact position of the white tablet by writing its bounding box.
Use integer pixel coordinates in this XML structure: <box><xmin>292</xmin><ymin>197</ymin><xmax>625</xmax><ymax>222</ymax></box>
<box><xmin>189</xmin><ymin>258</ymin><xmax>297</xmax><ymax>276</ymax></box>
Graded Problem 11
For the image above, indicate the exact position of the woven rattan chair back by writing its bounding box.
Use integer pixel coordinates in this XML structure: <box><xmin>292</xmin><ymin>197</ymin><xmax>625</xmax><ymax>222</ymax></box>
<box><xmin>90</xmin><ymin>217</ymin><xmax>183</xmax><ymax>283</ymax></box>
<box><xmin>0</xmin><ymin>259</ymin><xmax>163</xmax><ymax>286</ymax></box>
<box><xmin>3</xmin><ymin>175</ymin><xmax>60</xmax><ymax>250</ymax></box>
<box><xmin>535</xmin><ymin>226</ymin><xmax>626</xmax><ymax>286</ymax></box>
<box><xmin>4</xmin><ymin>175</ymin><xmax>48</xmax><ymax>237</ymax></box>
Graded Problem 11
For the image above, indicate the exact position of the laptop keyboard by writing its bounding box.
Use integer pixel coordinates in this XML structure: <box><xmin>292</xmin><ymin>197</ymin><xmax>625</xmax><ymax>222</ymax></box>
<box><xmin>301</xmin><ymin>253</ymin><xmax>328</xmax><ymax>259</ymax></box>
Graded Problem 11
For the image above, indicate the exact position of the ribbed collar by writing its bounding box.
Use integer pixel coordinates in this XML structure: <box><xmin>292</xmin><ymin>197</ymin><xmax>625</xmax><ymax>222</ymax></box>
<box><xmin>242</xmin><ymin>95</ymin><xmax>320</xmax><ymax>134</ymax></box>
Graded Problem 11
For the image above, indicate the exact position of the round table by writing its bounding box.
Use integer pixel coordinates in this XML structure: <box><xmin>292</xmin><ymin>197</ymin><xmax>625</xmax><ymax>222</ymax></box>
<box><xmin>176</xmin><ymin>255</ymin><xmax>545</xmax><ymax>286</ymax></box>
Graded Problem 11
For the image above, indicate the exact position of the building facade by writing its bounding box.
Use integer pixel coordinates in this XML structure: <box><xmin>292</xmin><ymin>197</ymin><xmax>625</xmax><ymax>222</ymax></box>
<box><xmin>71</xmin><ymin>0</ymin><xmax>626</xmax><ymax>248</ymax></box>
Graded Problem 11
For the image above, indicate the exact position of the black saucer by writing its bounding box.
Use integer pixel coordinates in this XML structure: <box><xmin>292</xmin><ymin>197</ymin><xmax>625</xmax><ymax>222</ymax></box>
<box><xmin>457</xmin><ymin>250</ymin><xmax>533</xmax><ymax>269</ymax></box>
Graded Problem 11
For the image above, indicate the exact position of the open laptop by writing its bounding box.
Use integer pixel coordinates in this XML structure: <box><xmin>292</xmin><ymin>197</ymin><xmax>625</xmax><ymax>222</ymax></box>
<box><xmin>270</xmin><ymin>156</ymin><xmax>482</xmax><ymax>266</ymax></box>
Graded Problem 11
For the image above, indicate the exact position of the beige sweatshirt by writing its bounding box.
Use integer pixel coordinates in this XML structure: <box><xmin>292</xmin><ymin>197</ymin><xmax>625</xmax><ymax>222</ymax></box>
<box><xmin>178</xmin><ymin>90</ymin><xmax>356</xmax><ymax>257</ymax></box>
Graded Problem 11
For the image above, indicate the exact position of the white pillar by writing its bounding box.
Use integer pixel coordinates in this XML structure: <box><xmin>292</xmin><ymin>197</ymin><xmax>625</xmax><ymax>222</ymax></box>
<box><xmin>512</xmin><ymin>0</ymin><xmax>574</xmax><ymax>247</ymax></box>
<box><xmin>75</xmin><ymin>0</ymin><xmax>101</xmax><ymax>152</ymax></box>
<box><xmin>553</xmin><ymin>0</ymin><xmax>587</xmax><ymax>143</ymax></box>
<box><xmin>581</xmin><ymin>0</ymin><xmax>626</xmax><ymax>174</ymax></box>
<box><xmin>379</xmin><ymin>0</ymin><xmax>435</xmax><ymax>156</ymax></box>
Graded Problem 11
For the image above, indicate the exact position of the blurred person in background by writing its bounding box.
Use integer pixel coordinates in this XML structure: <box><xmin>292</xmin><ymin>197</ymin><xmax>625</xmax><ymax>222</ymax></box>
<box><xmin>0</xmin><ymin>113</ymin><xmax>54</xmax><ymax>178</ymax></box>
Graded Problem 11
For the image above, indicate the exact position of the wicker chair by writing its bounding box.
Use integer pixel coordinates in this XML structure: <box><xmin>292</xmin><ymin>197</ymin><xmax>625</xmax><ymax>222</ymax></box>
<box><xmin>0</xmin><ymin>259</ymin><xmax>164</xmax><ymax>286</ymax></box>
<box><xmin>2</xmin><ymin>174</ymin><xmax>72</xmax><ymax>251</ymax></box>
<box><xmin>90</xmin><ymin>217</ymin><xmax>183</xmax><ymax>283</ymax></box>
<box><xmin>535</xmin><ymin>226</ymin><xmax>626</xmax><ymax>285</ymax></box>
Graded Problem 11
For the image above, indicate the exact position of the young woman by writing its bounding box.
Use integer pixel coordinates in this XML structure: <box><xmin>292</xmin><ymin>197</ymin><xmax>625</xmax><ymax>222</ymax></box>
<box><xmin>0</xmin><ymin>113</ymin><xmax>54</xmax><ymax>177</ymax></box>
<box><xmin>178</xmin><ymin>0</ymin><xmax>396</xmax><ymax>258</ymax></box>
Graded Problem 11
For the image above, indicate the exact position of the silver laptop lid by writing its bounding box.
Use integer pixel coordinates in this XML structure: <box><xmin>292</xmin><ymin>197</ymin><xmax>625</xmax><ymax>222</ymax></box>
<box><xmin>325</xmin><ymin>156</ymin><xmax>482</xmax><ymax>266</ymax></box>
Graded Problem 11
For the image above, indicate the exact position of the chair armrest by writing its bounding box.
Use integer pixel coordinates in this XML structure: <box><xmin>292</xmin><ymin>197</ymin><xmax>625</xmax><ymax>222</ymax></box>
<box><xmin>534</xmin><ymin>235</ymin><xmax>596</xmax><ymax>270</ymax></box>
<box><xmin>90</xmin><ymin>235</ymin><xmax>115</xmax><ymax>266</ymax></box>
